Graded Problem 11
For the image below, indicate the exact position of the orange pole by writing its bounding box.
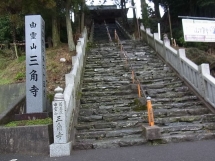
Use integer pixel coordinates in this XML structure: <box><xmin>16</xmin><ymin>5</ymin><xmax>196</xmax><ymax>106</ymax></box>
<box><xmin>115</xmin><ymin>30</ymin><xmax>116</xmax><ymax>40</ymax></box>
<box><xmin>149</xmin><ymin>107</ymin><xmax>155</xmax><ymax>126</ymax></box>
<box><xmin>132</xmin><ymin>71</ymin><xmax>135</xmax><ymax>84</ymax></box>
<box><xmin>138</xmin><ymin>83</ymin><xmax>141</xmax><ymax>97</ymax></box>
<box><xmin>118</xmin><ymin>37</ymin><xmax>119</xmax><ymax>46</ymax></box>
<box><xmin>147</xmin><ymin>96</ymin><xmax>154</xmax><ymax>126</ymax></box>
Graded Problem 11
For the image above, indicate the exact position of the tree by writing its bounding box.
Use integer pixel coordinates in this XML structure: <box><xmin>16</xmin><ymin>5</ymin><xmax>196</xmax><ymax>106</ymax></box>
<box><xmin>0</xmin><ymin>16</ymin><xmax>11</xmax><ymax>43</ymax></box>
<box><xmin>0</xmin><ymin>0</ymin><xmax>56</xmax><ymax>58</ymax></box>
<box><xmin>0</xmin><ymin>0</ymin><xmax>23</xmax><ymax>59</ymax></box>
<box><xmin>141</xmin><ymin>0</ymin><xmax>150</xmax><ymax>27</ymax></box>
<box><xmin>64</xmin><ymin>0</ymin><xmax>75</xmax><ymax>51</ymax></box>
<box><xmin>51</xmin><ymin>0</ymin><xmax>63</xmax><ymax>48</ymax></box>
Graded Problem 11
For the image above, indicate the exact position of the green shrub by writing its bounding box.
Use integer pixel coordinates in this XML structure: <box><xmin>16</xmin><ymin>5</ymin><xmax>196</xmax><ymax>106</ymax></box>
<box><xmin>15</xmin><ymin>72</ymin><xmax>25</xmax><ymax>80</ymax></box>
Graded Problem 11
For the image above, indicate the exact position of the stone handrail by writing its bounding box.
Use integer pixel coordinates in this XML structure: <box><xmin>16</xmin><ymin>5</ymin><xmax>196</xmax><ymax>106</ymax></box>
<box><xmin>140</xmin><ymin>24</ymin><xmax>215</xmax><ymax>109</ymax></box>
<box><xmin>50</xmin><ymin>27</ymin><xmax>88</xmax><ymax>157</ymax></box>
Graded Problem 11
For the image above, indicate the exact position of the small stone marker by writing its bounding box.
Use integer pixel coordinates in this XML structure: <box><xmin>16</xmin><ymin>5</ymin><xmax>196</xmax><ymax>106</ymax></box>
<box><xmin>25</xmin><ymin>15</ymin><xmax>46</xmax><ymax>113</ymax></box>
<box><xmin>52</xmin><ymin>87</ymin><xmax>68</xmax><ymax>143</ymax></box>
<box><xmin>50</xmin><ymin>87</ymin><xmax>71</xmax><ymax>157</ymax></box>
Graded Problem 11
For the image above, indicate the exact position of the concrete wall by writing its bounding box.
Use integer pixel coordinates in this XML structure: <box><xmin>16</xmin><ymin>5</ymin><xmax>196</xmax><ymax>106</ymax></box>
<box><xmin>0</xmin><ymin>83</ymin><xmax>25</xmax><ymax>114</ymax></box>
<box><xmin>0</xmin><ymin>124</ymin><xmax>53</xmax><ymax>155</ymax></box>
<box><xmin>0</xmin><ymin>83</ymin><xmax>26</xmax><ymax>124</ymax></box>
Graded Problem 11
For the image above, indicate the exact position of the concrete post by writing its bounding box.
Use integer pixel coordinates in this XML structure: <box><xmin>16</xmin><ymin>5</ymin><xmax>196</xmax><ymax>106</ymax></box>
<box><xmin>50</xmin><ymin>86</ymin><xmax>72</xmax><ymax>157</ymax></box>
<box><xmin>178</xmin><ymin>49</ymin><xmax>186</xmax><ymax>76</ymax></box>
<box><xmin>198</xmin><ymin>64</ymin><xmax>210</xmax><ymax>98</ymax></box>
<box><xmin>146</xmin><ymin>28</ymin><xmax>151</xmax><ymax>44</ymax></box>
<box><xmin>153</xmin><ymin>33</ymin><xmax>159</xmax><ymax>52</ymax></box>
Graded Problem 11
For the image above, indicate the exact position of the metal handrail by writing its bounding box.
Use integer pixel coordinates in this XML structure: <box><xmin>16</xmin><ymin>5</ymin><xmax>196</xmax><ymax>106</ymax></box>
<box><xmin>114</xmin><ymin>30</ymin><xmax>147</xmax><ymax>99</ymax></box>
<box><xmin>115</xmin><ymin>30</ymin><xmax>155</xmax><ymax>126</ymax></box>
<box><xmin>104</xmin><ymin>20</ymin><xmax>112</xmax><ymax>42</ymax></box>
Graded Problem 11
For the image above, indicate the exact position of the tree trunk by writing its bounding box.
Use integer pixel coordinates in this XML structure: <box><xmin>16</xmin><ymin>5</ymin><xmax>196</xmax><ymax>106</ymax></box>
<box><xmin>66</xmin><ymin>0</ymin><xmax>75</xmax><ymax>51</ymax></box>
<box><xmin>12</xmin><ymin>24</ymin><xmax>18</xmax><ymax>59</ymax></box>
<box><xmin>120</xmin><ymin>0</ymin><xmax>128</xmax><ymax>29</ymax></box>
<box><xmin>153</xmin><ymin>0</ymin><xmax>160</xmax><ymax>18</ymax></box>
<box><xmin>131</xmin><ymin>0</ymin><xmax>137</xmax><ymax>24</ymax></box>
<box><xmin>52</xmin><ymin>11</ymin><xmax>61</xmax><ymax>48</ymax></box>
<box><xmin>80</xmin><ymin>0</ymin><xmax>85</xmax><ymax>32</ymax></box>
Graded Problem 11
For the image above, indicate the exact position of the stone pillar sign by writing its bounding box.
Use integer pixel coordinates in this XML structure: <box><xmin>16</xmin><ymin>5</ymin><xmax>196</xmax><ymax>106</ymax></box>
<box><xmin>25</xmin><ymin>15</ymin><xmax>46</xmax><ymax>113</ymax></box>
<box><xmin>52</xmin><ymin>93</ymin><xmax>68</xmax><ymax>143</ymax></box>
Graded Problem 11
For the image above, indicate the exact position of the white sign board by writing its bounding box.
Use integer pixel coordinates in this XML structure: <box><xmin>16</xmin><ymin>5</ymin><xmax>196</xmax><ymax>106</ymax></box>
<box><xmin>25</xmin><ymin>15</ymin><xmax>46</xmax><ymax>113</ymax></box>
<box><xmin>182</xmin><ymin>19</ymin><xmax>215</xmax><ymax>42</ymax></box>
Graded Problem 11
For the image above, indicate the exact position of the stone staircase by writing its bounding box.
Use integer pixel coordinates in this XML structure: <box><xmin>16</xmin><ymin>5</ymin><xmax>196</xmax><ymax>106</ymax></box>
<box><xmin>72</xmin><ymin>24</ymin><xmax>215</xmax><ymax>150</ymax></box>
<box><xmin>122</xmin><ymin>40</ymin><xmax>215</xmax><ymax>143</ymax></box>
<box><xmin>93</xmin><ymin>23</ymin><xmax>128</xmax><ymax>43</ymax></box>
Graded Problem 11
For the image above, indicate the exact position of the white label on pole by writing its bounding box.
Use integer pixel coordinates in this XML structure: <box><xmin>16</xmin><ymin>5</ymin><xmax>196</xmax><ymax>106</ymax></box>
<box><xmin>182</xmin><ymin>19</ymin><xmax>215</xmax><ymax>42</ymax></box>
<box><xmin>25</xmin><ymin>15</ymin><xmax>46</xmax><ymax>113</ymax></box>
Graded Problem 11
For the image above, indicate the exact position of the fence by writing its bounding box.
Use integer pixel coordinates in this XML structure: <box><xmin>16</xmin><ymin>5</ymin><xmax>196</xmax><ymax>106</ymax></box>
<box><xmin>50</xmin><ymin>27</ymin><xmax>88</xmax><ymax>157</ymax></box>
<box><xmin>140</xmin><ymin>24</ymin><xmax>215</xmax><ymax>109</ymax></box>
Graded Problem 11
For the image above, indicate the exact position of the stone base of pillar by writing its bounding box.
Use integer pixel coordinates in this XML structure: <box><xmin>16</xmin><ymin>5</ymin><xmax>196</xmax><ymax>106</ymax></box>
<box><xmin>142</xmin><ymin>124</ymin><xmax>161</xmax><ymax>140</ymax></box>
<box><xmin>50</xmin><ymin>141</ymin><xmax>72</xmax><ymax>157</ymax></box>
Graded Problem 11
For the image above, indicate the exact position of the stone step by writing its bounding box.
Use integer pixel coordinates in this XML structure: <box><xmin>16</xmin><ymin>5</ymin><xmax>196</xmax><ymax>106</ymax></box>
<box><xmin>79</xmin><ymin>103</ymin><xmax>209</xmax><ymax>117</ymax></box>
<box><xmin>82</xmin><ymin>78</ymin><xmax>130</xmax><ymax>84</ymax></box>
<box><xmin>81</xmin><ymin>85</ymin><xmax>131</xmax><ymax>92</ymax></box>
<box><xmin>81</xmin><ymin>90</ymin><xmax>135</xmax><ymax>97</ymax></box>
<box><xmin>160</xmin><ymin>132</ymin><xmax>215</xmax><ymax>144</ymax></box>
<box><xmin>81</xmin><ymin>100</ymin><xmax>132</xmax><ymax>109</ymax></box>
<box><xmin>80</xmin><ymin>94</ymin><xmax>136</xmax><ymax>104</ymax></box>
<box><xmin>153</xmin><ymin>108</ymin><xmax>211</xmax><ymax>118</ymax></box>
<box><xmin>73</xmin><ymin>135</ymin><xmax>147</xmax><ymax>150</ymax></box>
<box><xmin>152</xmin><ymin>102</ymin><xmax>204</xmax><ymax>109</ymax></box>
<box><xmin>75</xmin><ymin>127</ymin><xmax>142</xmax><ymax>140</ymax></box>
<box><xmin>75</xmin><ymin>120</ymin><xmax>142</xmax><ymax>131</ymax></box>
<box><xmin>155</xmin><ymin>114</ymin><xmax>215</xmax><ymax>125</ymax></box>
<box><xmin>78</xmin><ymin>110</ymin><xmax>214</xmax><ymax>124</ymax></box>
<box><xmin>160</xmin><ymin>122</ymin><xmax>215</xmax><ymax>134</ymax></box>
<box><xmin>151</xmin><ymin>95</ymin><xmax>198</xmax><ymax>103</ymax></box>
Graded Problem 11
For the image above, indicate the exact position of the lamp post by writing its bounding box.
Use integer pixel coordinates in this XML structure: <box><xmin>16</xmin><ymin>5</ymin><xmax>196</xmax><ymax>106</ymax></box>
<box><xmin>129</xmin><ymin>6</ymin><xmax>140</xmax><ymax>40</ymax></box>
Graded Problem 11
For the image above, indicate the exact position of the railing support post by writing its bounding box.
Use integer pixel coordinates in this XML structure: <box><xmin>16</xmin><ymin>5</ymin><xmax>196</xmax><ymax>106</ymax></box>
<box><xmin>199</xmin><ymin>64</ymin><xmax>210</xmax><ymax>99</ymax></box>
<box><xmin>147</xmin><ymin>96</ymin><xmax>154</xmax><ymax>126</ymax></box>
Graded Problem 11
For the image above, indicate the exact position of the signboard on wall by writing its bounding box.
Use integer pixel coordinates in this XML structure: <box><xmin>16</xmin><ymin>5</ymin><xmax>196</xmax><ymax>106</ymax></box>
<box><xmin>182</xmin><ymin>19</ymin><xmax>215</xmax><ymax>42</ymax></box>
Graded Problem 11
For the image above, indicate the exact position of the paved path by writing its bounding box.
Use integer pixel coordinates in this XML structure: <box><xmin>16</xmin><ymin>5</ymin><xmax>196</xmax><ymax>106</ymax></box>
<box><xmin>1</xmin><ymin>140</ymin><xmax>215</xmax><ymax>161</ymax></box>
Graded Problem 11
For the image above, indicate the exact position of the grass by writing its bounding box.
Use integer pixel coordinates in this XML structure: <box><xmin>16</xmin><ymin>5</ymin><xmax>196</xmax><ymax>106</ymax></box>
<box><xmin>4</xmin><ymin>117</ymin><xmax>53</xmax><ymax>127</ymax></box>
<box><xmin>0</xmin><ymin>54</ymin><xmax>25</xmax><ymax>85</ymax></box>
<box><xmin>0</xmin><ymin>43</ymin><xmax>73</xmax><ymax>97</ymax></box>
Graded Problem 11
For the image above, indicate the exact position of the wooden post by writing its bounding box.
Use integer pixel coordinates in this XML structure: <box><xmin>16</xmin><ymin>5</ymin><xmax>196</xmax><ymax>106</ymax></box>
<box><xmin>138</xmin><ymin>83</ymin><xmax>141</xmax><ymax>98</ymax></box>
<box><xmin>132</xmin><ymin>71</ymin><xmax>135</xmax><ymax>84</ymax></box>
